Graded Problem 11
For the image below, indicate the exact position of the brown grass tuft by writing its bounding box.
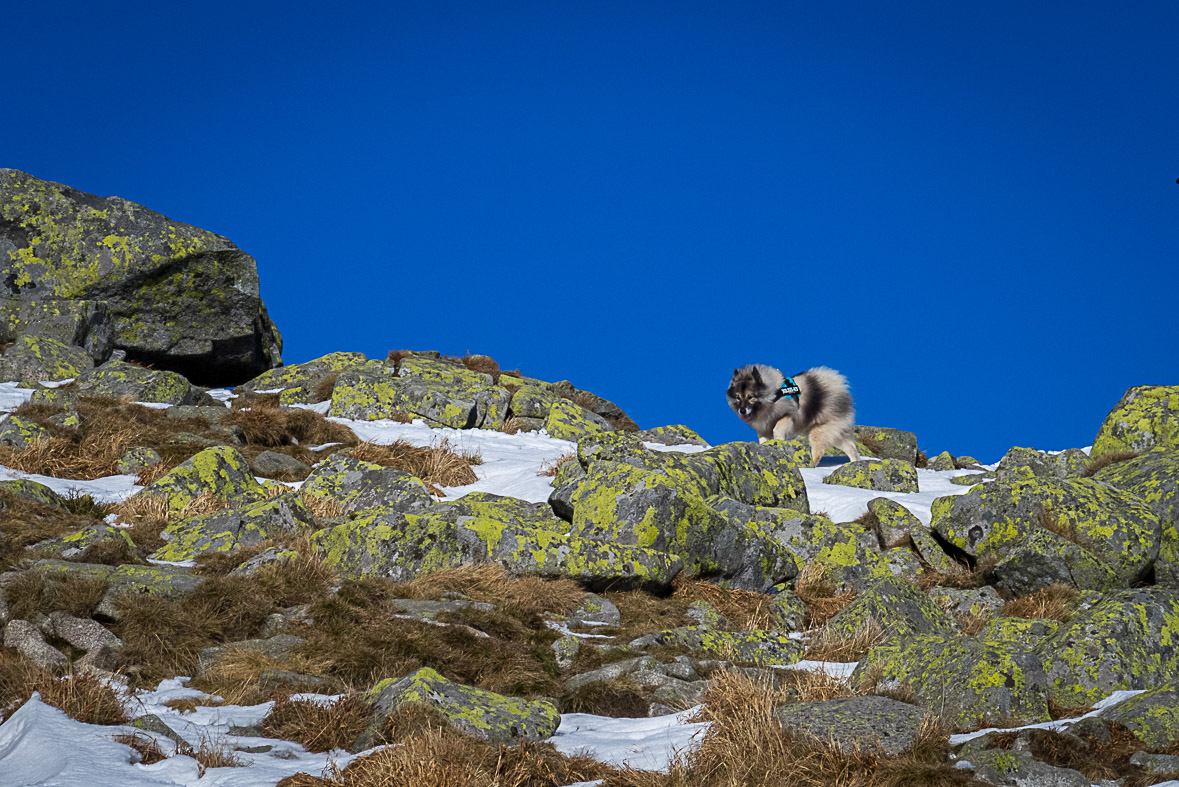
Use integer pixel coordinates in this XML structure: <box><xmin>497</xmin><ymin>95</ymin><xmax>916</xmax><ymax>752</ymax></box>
<box><xmin>915</xmin><ymin>556</ymin><xmax>996</xmax><ymax>591</ymax></box>
<box><xmin>670</xmin><ymin>576</ymin><xmax>775</xmax><ymax>631</ymax></box>
<box><xmin>1000</xmin><ymin>583</ymin><xmax>1080</xmax><ymax>622</ymax></box>
<box><xmin>956</xmin><ymin>608</ymin><xmax>992</xmax><ymax>636</ymax></box>
<box><xmin>114</xmin><ymin>732</ymin><xmax>168</xmax><ymax>765</ymax></box>
<box><xmin>313</xmin><ymin>372</ymin><xmax>340</xmax><ymax>403</ymax></box>
<box><xmin>1081</xmin><ymin>451</ymin><xmax>1138</xmax><ymax>477</ymax></box>
<box><xmin>560</xmin><ymin>676</ymin><xmax>650</xmax><ymax>717</ymax></box>
<box><xmin>1038</xmin><ymin>510</ymin><xmax>1096</xmax><ymax>551</ymax></box>
<box><xmin>35</xmin><ymin>671</ymin><xmax>129</xmax><ymax>725</ymax></box>
<box><xmin>345</xmin><ymin>438</ymin><xmax>481</xmax><ymax>490</ymax></box>
<box><xmin>3</xmin><ymin>572</ymin><xmax>109</xmax><ymax>621</ymax></box>
<box><xmin>176</xmin><ymin>735</ymin><xmax>247</xmax><ymax>774</ymax></box>
<box><xmin>537</xmin><ymin>452</ymin><xmax>575</xmax><ymax>477</ymax></box>
<box><xmin>261</xmin><ymin>694</ymin><xmax>371</xmax><ymax>752</ymax></box>
<box><xmin>804</xmin><ymin>622</ymin><xmax>886</xmax><ymax>662</ymax></box>
<box><xmin>794</xmin><ymin>563</ymin><xmax>857</xmax><ymax>628</ymax></box>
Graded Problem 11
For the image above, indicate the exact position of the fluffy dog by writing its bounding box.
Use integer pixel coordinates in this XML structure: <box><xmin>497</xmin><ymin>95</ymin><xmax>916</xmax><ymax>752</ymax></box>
<box><xmin>727</xmin><ymin>364</ymin><xmax>861</xmax><ymax>466</ymax></box>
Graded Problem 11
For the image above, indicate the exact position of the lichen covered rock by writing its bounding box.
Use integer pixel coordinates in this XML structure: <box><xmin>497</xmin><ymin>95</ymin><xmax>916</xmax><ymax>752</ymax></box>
<box><xmin>823</xmin><ymin>459</ymin><xmax>919</xmax><ymax>493</ymax></box>
<box><xmin>990</xmin><ymin>527</ymin><xmax>1121</xmax><ymax>595</ymax></box>
<box><xmin>854</xmin><ymin>425</ymin><xmax>919</xmax><ymax>463</ymax></box>
<box><xmin>313</xmin><ymin>510</ymin><xmax>462</xmax><ymax>580</ymax></box>
<box><xmin>0</xmin><ymin>168</ymin><xmax>282</xmax><ymax>385</ymax></box>
<box><xmin>353</xmin><ymin>667</ymin><xmax>560</xmax><ymax>751</ymax></box>
<box><xmin>0</xmin><ymin>297</ymin><xmax>112</xmax><ymax>363</ymax></box>
<box><xmin>151</xmin><ymin>493</ymin><xmax>315</xmax><ymax>562</ymax></box>
<box><xmin>853</xmin><ymin>634</ymin><xmax>1051</xmax><ymax>729</ymax></box>
<box><xmin>301</xmin><ymin>453</ymin><xmax>434</xmax><ymax>514</ymax></box>
<box><xmin>930</xmin><ymin>476</ymin><xmax>1161</xmax><ymax>586</ymax></box>
<box><xmin>1092</xmin><ymin>385</ymin><xmax>1179</xmax><ymax>459</ymax></box>
<box><xmin>774</xmin><ymin>696</ymin><xmax>929</xmax><ymax>756</ymax></box>
<box><xmin>52</xmin><ymin>358</ymin><xmax>208</xmax><ymax>405</ymax></box>
<box><xmin>239</xmin><ymin>351</ymin><xmax>369</xmax><ymax>404</ymax></box>
<box><xmin>824</xmin><ymin>576</ymin><xmax>957</xmax><ymax>640</ymax></box>
<box><xmin>1034</xmin><ymin>587</ymin><xmax>1179</xmax><ymax>706</ymax></box>
<box><xmin>1097</xmin><ymin>681</ymin><xmax>1179</xmax><ymax>747</ymax></box>
<box><xmin>544</xmin><ymin>398</ymin><xmax>613</xmax><ymax>441</ymax></box>
<box><xmin>0</xmin><ymin>334</ymin><xmax>92</xmax><ymax>384</ymax></box>
<box><xmin>134</xmin><ymin>446</ymin><xmax>266</xmax><ymax>512</ymax></box>
<box><xmin>330</xmin><ymin>365</ymin><xmax>512</xmax><ymax>429</ymax></box>
<box><xmin>0</xmin><ymin>414</ymin><xmax>50</xmax><ymax>449</ymax></box>
<box><xmin>629</xmin><ymin>626</ymin><xmax>804</xmax><ymax>667</ymax></box>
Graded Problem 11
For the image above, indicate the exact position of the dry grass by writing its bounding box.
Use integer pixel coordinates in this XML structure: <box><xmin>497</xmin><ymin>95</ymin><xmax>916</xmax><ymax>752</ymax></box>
<box><xmin>560</xmin><ymin>676</ymin><xmax>650</xmax><ymax>717</ymax></box>
<box><xmin>114</xmin><ymin>732</ymin><xmax>168</xmax><ymax>765</ymax></box>
<box><xmin>774</xmin><ymin>666</ymin><xmax>859</xmax><ymax>704</ymax></box>
<box><xmin>31</xmin><ymin>671</ymin><xmax>129</xmax><ymax>725</ymax></box>
<box><xmin>670</xmin><ymin>576</ymin><xmax>775</xmax><ymax>631</ymax></box>
<box><xmin>500</xmin><ymin>416</ymin><xmax>533</xmax><ymax>435</ymax></box>
<box><xmin>313</xmin><ymin>372</ymin><xmax>340</xmax><ymax>403</ymax></box>
<box><xmin>537</xmin><ymin>452</ymin><xmax>575</xmax><ymax>477</ymax></box>
<box><xmin>0</xmin><ymin>490</ymin><xmax>108</xmax><ymax>570</ymax></box>
<box><xmin>611</xmin><ymin>670</ymin><xmax>977</xmax><ymax>787</ymax></box>
<box><xmin>955</xmin><ymin>609</ymin><xmax>992</xmax><ymax>636</ymax></box>
<box><xmin>113</xmin><ymin>556</ymin><xmax>335</xmax><ymax>687</ymax></box>
<box><xmin>985</xmin><ymin>724</ymin><xmax>1179</xmax><ymax>787</ymax></box>
<box><xmin>3</xmin><ymin>571</ymin><xmax>109</xmax><ymax>620</ymax></box>
<box><xmin>1000</xmin><ymin>583</ymin><xmax>1080</xmax><ymax>622</ymax></box>
<box><xmin>1081</xmin><ymin>451</ymin><xmax>1138</xmax><ymax>477</ymax></box>
<box><xmin>345</xmin><ymin>438</ymin><xmax>481</xmax><ymax>492</ymax></box>
<box><xmin>285</xmin><ymin>706</ymin><xmax>614</xmax><ymax>787</ymax></box>
<box><xmin>804</xmin><ymin>622</ymin><xmax>886</xmax><ymax>662</ymax></box>
<box><xmin>176</xmin><ymin>735</ymin><xmax>247</xmax><ymax>774</ymax></box>
<box><xmin>794</xmin><ymin>563</ymin><xmax>857</xmax><ymax>628</ymax></box>
<box><xmin>1038</xmin><ymin>510</ymin><xmax>1096</xmax><ymax>551</ymax></box>
<box><xmin>223</xmin><ymin>407</ymin><xmax>356</xmax><ymax>449</ymax></box>
<box><xmin>1</xmin><ymin>398</ymin><xmax>210</xmax><ymax>480</ymax></box>
<box><xmin>294</xmin><ymin>566</ymin><xmax>584</xmax><ymax>696</ymax></box>
<box><xmin>261</xmin><ymin>694</ymin><xmax>371</xmax><ymax>752</ymax></box>
<box><xmin>915</xmin><ymin>556</ymin><xmax>996</xmax><ymax>591</ymax></box>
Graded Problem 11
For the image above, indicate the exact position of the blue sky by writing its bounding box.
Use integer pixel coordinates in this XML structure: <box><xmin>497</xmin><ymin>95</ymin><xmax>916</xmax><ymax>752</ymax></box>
<box><xmin>6</xmin><ymin>1</ymin><xmax>1176</xmax><ymax>461</ymax></box>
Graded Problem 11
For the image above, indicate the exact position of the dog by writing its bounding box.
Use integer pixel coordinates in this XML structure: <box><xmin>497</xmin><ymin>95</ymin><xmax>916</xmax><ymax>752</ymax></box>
<box><xmin>727</xmin><ymin>364</ymin><xmax>861</xmax><ymax>466</ymax></box>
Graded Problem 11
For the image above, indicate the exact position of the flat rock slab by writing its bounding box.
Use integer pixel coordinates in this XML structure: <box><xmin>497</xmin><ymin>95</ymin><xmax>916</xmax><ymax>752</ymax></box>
<box><xmin>774</xmin><ymin>695</ymin><xmax>929</xmax><ymax>756</ymax></box>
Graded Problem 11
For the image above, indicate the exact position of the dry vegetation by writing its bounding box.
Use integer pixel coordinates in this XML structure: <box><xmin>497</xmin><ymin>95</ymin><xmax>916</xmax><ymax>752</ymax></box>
<box><xmin>537</xmin><ymin>452</ymin><xmax>575</xmax><ymax>477</ymax></box>
<box><xmin>804</xmin><ymin>621</ymin><xmax>886</xmax><ymax>662</ymax></box>
<box><xmin>670</xmin><ymin>576</ymin><xmax>776</xmax><ymax>631</ymax></box>
<box><xmin>1000</xmin><ymin>583</ymin><xmax>1080</xmax><ymax>622</ymax></box>
<box><xmin>983</xmin><ymin>725</ymin><xmax>1179</xmax><ymax>787</ymax></box>
<box><xmin>1081</xmin><ymin>451</ymin><xmax>1138</xmax><ymax>477</ymax></box>
<box><xmin>793</xmin><ymin>563</ymin><xmax>857</xmax><ymax>628</ymax></box>
<box><xmin>607</xmin><ymin>670</ymin><xmax>983</xmax><ymax>787</ymax></box>
<box><xmin>261</xmin><ymin>694</ymin><xmax>371</xmax><ymax>752</ymax></box>
<box><xmin>345</xmin><ymin>438</ymin><xmax>482</xmax><ymax>492</ymax></box>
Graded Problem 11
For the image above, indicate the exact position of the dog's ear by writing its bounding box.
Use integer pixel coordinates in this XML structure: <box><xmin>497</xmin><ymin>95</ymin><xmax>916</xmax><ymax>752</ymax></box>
<box><xmin>751</xmin><ymin>367</ymin><xmax>762</xmax><ymax>384</ymax></box>
<box><xmin>732</xmin><ymin>368</ymin><xmax>739</xmax><ymax>379</ymax></box>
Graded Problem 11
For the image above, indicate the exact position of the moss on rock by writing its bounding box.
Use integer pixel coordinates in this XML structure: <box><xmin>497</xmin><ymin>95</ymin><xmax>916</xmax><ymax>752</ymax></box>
<box><xmin>1092</xmin><ymin>385</ymin><xmax>1179</xmax><ymax>459</ymax></box>
<box><xmin>134</xmin><ymin>446</ymin><xmax>266</xmax><ymax>513</ymax></box>
<box><xmin>823</xmin><ymin>458</ymin><xmax>919</xmax><ymax>493</ymax></box>
<box><xmin>825</xmin><ymin>575</ymin><xmax>957</xmax><ymax>640</ymax></box>
<box><xmin>353</xmin><ymin>667</ymin><xmax>560</xmax><ymax>751</ymax></box>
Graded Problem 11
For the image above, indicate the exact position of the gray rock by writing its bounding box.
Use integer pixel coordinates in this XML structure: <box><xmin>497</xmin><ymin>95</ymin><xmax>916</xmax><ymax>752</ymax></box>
<box><xmin>565</xmin><ymin>656</ymin><xmax>660</xmax><ymax>692</ymax></box>
<box><xmin>48</xmin><ymin>612</ymin><xmax>122</xmax><ymax>670</ymax></box>
<box><xmin>967</xmin><ymin>747</ymin><xmax>1090</xmax><ymax>786</ymax></box>
<box><xmin>3</xmin><ymin>619</ymin><xmax>68</xmax><ymax>669</ymax></box>
<box><xmin>1096</xmin><ymin>680</ymin><xmax>1179</xmax><ymax>747</ymax></box>
<box><xmin>0</xmin><ymin>334</ymin><xmax>93</xmax><ymax>384</ymax></box>
<box><xmin>567</xmin><ymin>593</ymin><xmax>621</xmax><ymax>628</ymax></box>
<box><xmin>0</xmin><ymin>168</ymin><xmax>282</xmax><ymax>386</ymax></box>
<box><xmin>929</xmin><ymin>586</ymin><xmax>1005</xmax><ymax>618</ymax></box>
<box><xmin>686</xmin><ymin>600</ymin><xmax>727</xmax><ymax>628</ymax></box>
<box><xmin>853</xmin><ymin>425</ymin><xmax>919</xmax><ymax>463</ymax></box>
<box><xmin>635</xmin><ymin>425</ymin><xmax>709</xmax><ymax>447</ymax></box>
<box><xmin>353</xmin><ymin>667</ymin><xmax>560</xmax><ymax>751</ymax></box>
<box><xmin>774</xmin><ymin>695</ymin><xmax>929</xmax><ymax>755</ymax></box>
<box><xmin>198</xmin><ymin>634</ymin><xmax>306</xmax><ymax>674</ymax></box>
<box><xmin>553</xmin><ymin>634</ymin><xmax>580</xmax><ymax>669</ymax></box>
<box><xmin>628</xmin><ymin>627</ymin><xmax>803</xmax><ymax>667</ymax></box>
<box><xmin>52</xmin><ymin>359</ymin><xmax>209</xmax><ymax>406</ymax></box>
<box><xmin>927</xmin><ymin>451</ymin><xmax>957</xmax><ymax>471</ymax></box>
<box><xmin>1129</xmin><ymin>751</ymin><xmax>1179</xmax><ymax>773</ymax></box>
<box><xmin>129</xmin><ymin>714</ymin><xmax>187</xmax><ymax>746</ymax></box>
<box><xmin>249</xmin><ymin>450</ymin><xmax>311</xmax><ymax>479</ymax></box>
<box><xmin>302</xmin><ymin>453</ymin><xmax>434</xmax><ymax>515</ymax></box>
<box><xmin>769</xmin><ymin>588</ymin><xmax>807</xmax><ymax>632</ymax></box>
<box><xmin>116</xmin><ymin>447</ymin><xmax>162</xmax><ymax>475</ymax></box>
<box><xmin>0</xmin><ymin>414</ymin><xmax>49</xmax><ymax>449</ymax></box>
<box><xmin>0</xmin><ymin>298</ymin><xmax>112</xmax><ymax>363</ymax></box>
<box><xmin>823</xmin><ymin>459</ymin><xmax>919</xmax><ymax>493</ymax></box>
<box><xmin>824</xmin><ymin>575</ymin><xmax>957</xmax><ymax>640</ymax></box>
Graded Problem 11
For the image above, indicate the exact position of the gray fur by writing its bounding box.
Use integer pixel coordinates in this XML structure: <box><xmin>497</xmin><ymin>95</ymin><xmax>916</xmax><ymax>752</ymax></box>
<box><xmin>727</xmin><ymin>364</ymin><xmax>861</xmax><ymax>466</ymax></box>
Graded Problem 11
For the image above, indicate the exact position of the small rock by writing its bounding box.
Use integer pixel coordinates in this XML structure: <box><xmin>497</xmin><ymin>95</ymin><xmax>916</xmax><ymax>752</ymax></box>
<box><xmin>3</xmin><ymin>619</ymin><xmax>68</xmax><ymax>670</ymax></box>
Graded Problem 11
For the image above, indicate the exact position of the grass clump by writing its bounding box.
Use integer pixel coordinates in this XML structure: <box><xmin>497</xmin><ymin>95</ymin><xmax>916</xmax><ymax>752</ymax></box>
<box><xmin>803</xmin><ymin>621</ymin><xmax>886</xmax><ymax>662</ymax></box>
<box><xmin>670</xmin><ymin>576</ymin><xmax>775</xmax><ymax>631</ymax></box>
<box><xmin>1081</xmin><ymin>451</ymin><xmax>1138</xmax><ymax>477</ymax></box>
<box><xmin>983</xmin><ymin>724</ymin><xmax>1179</xmax><ymax>787</ymax></box>
<box><xmin>261</xmin><ymin>694</ymin><xmax>371</xmax><ymax>752</ymax></box>
<box><xmin>793</xmin><ymin>563</ymin><xmax>857</xmax><ymax>627</ymax></box>
<box><xmin>3</xmin><ymin>572</ymin><xmax>109</xmax><ymax>621</ymax></box>
<box><xmin>345</xmin><ymin>438</ymin><xmax>481</xmax><ymax>492</ymax></box>
<box><xmin>1000</xmin><ymin>583</ymin><xmax>1080</xmax><ymax>622</ymax></box>
<box><xmin>560</xmin><ymin>676</ymin><xmax>650</xmax><ymax>718</ymax></box>
<box><xmin>610</xmin><ymin>670</ymin><xmax>978</xmax><ymax>787</ymax></box>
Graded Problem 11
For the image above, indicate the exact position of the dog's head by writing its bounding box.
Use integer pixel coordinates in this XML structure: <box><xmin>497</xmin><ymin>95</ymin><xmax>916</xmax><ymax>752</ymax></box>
<box><xmin>727</xmin><ymin>365</ymin><xmax>772</xmax><ymax>424</ymax></box>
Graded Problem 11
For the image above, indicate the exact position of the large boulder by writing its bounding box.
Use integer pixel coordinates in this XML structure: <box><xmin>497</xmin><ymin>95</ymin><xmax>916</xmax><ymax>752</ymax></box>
<box><xmin>853</xmin><ymin>635</ymin><xmax>1052</xmax><ymax>729</ymax></box>
<box><xmin>133</xmin><ymin>446</ymin><xmax>267</xmax><ymax>513</ymax></box>
<box><xmin>31</xmin><ymin>358</ymin><xmax>210</xmax><ymax>406</ymax></box>
<box><xmin>774</xmin><ymin>696</ymin><xmax>929</xmax><ymax>756</ymax></box>
<box><xmin>313</xmin><ymin>510</ymin><xmax>463</xmax><ymax>581</ymax></box>
<box><xmin>0</xmin><ymin>169</ymin><xmax>282</xmax><ymax>385</ymax></box>
<box><xmin>238</xmin><ymin>351</ymin><xmax>369</xmax><ymax>404</ymax></box>
<box><xmin>1093</xmin><ymin>448</ymin><xmax>1179</xmax><ymax>586</ymax></box>
<box><xmin>853</xmin><ymin>425</ymin><xmax>919</xmax><ymax>463</ymax></box>
<box><xmin>823</xmin><ymin>458</ymin><xmax>919</xmax><ymax>493</ymax></box>
<box><xmin>1033</xmin><ymin>587</ymin><xmax>1179</xmax><ymax>706</ymax></box>
<box><xmin>300</xmin><ymin>453</ymin><xmax>434</xmax><ymax>515</ymax></box>
<box><xmin>151</xmin><ymin>493</ymin><xmax>315</xmax><ymax>562</ymax></box>
<box><xmin>930</xmin><ymin>476</ymin><xmax>1161</xmax><ymax>587</ymax></box>
<box><xmin>329</xmin><ymin>364</ymin><xmax>512</xmax><ymax>429</ymax></box>
<box><xmin>823</xmin><ymin>575</ymin><xmax>957</xmax><ymax>640</ymax></box>
<box><xmin>1092</xmin><ymin>385</ymin><xmax>1179</xmax><ymax>459</ymax></box>
<box><xmin>1096</xmin><ymin>681</ymin><xmax>1179</xmax><ymax>747</ymax></box>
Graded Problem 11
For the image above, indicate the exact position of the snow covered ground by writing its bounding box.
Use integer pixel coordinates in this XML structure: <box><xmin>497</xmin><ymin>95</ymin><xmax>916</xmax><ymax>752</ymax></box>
<box><xmin>0</xmin><ymin>382</ymin><xmax>1166</xmax><ymax>786</ymax></box>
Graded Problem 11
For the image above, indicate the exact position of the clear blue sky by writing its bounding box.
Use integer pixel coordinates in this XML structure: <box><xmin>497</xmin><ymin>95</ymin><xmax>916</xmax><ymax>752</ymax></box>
<box><xmin>7</xmin><ymin>1</ymin><xmax>1176</xmax><ymax>461</ymax></box>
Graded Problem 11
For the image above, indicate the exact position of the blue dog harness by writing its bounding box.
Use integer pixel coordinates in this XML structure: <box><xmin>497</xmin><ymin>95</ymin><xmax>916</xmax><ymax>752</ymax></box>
<box><xmin>775</xmin><ymin>377</ymin><xmax>801</xmax><ymax>402</ymax></box>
